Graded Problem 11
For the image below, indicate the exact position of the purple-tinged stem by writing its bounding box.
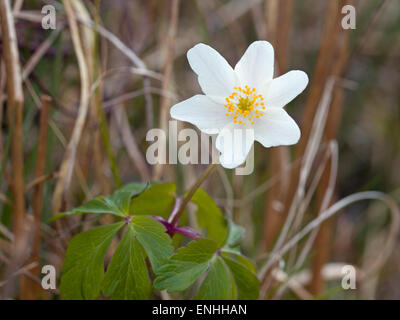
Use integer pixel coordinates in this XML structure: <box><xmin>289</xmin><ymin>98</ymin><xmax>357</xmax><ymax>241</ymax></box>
<box><xmin>124</xmin><ymin>215</ymin><xmax>133</xmax><ymax>224</ymax></box>
<box><xmin>153</xmin><ymin>216</ymin><xmax>201</xmax><ymax>240</ymax></box>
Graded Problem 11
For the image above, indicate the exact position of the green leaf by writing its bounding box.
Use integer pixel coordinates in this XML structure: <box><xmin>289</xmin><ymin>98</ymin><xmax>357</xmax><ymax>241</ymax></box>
<box><xmin>221</xmin><ymin>251</ymin><xmax>259</xmax><ymax>300</ymax></box>
<box><xmin>155</xmin><ymin>262</ymin><xmax>209</xmax><ymax>293</ymax></box>
<box><xmin>223</xmin><ymin>219</ymin><xmax>245</xmax><ymax>252</ymax></box>
<box><xmin>60</xmin><ymin>222</ymin><xmax>124</xmax><ymax>300</ymax></box>
<box><xmin>104</xmin><ymin>183</ymin><xmax>147</xmax><ymax>216</ymax></box>
<box><xmin>130</xmin><ymin>182</ymin><xmax>176</xmax><ymax>218</ymax></box>
<box><xmin>154</xmin><ymin>238</ymin><xmax>218</xmax><ymax>292</ymax></box>
<box><xmin>131</xmin><ymin>216</ymin><xmax>174</xmax><ymax>273</ymax></box>
<box><xmin>191</xmin><ymin>189</ymin><xmax>228</xmax><ymax>246</ymax></box>
<box><xmin>194</xmin><ymin>257</ymin><xmax>234</xmax><ymax>300</ymax></box>
<box><xmin>102</xmin><ymin>225</ymin><xmax>151</xmax><ymax>300</ymax></box>
<box><xmin>51</xmin><ymin>198</ymin><xmax>124</xmax><ymax>221</ymax></box>
<box><xmin>52</xmin><ymin>183</ymin><xmax>147</xmax><ymax>221</ymax></box>
<box><xmin>194</xmin><ymin>250</ymin><xmax>257</xmax><ymax>300</ymax></box>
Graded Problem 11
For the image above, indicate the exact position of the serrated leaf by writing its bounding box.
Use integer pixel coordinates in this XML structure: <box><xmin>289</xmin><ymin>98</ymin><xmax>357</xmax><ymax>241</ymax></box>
<box><xmin>102</xmin><ymin>225</ymin><xmax>151</xmax><ymax>300</ymax></box>
<box><xmin>51</xmin><ymin>198</ymin><xmax>124</xmax><ymax>221</ymax></box>
<box><xmin>155</xmin><ymin>261</ymin><xmax>209</xmax><ymax>293</ymax></box>
<box><xmin>131</xmin><ymin>216</ymin><xmax>174</xmax><ymax>273</ymax></box>
<box><xmin>191</xmin><ymin>189</ymin><xmax>228</xmax><ymax>246</ymax></box>
<box><xmin>154</xmin><ymin>238</ymin><xmax>218</xmax><ymax>292</ymax></box>
<box><xmin>60</xmin><ymin>222</ymin><xmax>124</xmax><ymax>300</ymax></box>
<box><xmin>130</xmin><ymin>182</ymin><xmax>176</xmax><ymax>218</ymax></box>
<box><xmin>171</xmin><ymin>238</ymin><xmax>218</xmax><ymax>262</ymax></box>
<box><xmin>194</xmin><ymin>251</ymin><xmax>256</xmax><ymax>300</ymax></box>
<box><xmin>194</xmin><ymin>257</ymin><xmax>233</xmax><ymax>300</ymax></box>
<box><xmin>229</xmin><ymin>252</ymin><xmax>257</xmax><ymax>274</ymax></box>
<box><xmin>52</xmin><ymin>183</ymin><xmax>147</xmax><ymax>221</ymax></box>
<box><xmin>104</xmin><ymin>183</ymin><xmax>147</xmax><ymax>216</ymax></box>
<box><xmin>221</xmin><ymin>251</ymin><xmax>259</xmax><ymax>300</ymax></box>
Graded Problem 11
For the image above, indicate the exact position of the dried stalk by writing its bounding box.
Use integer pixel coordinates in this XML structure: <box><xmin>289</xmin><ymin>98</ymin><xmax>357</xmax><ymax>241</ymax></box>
<box><xmin>76</xmin><ymin>15</ymin><xmax>154</xmax><ymax>131</ymax></box>
<box><xmin>22</xmin><ymin>95</ymin><xmax>52</xmax><ymax>299</ymax></box>
<box><xmin>22</xmin><ymin>25</ymin><xmax>64</xmax><ymax>81</ymax></box>
<box><xmin>25</xmin><ymin>173</ymin><xmax>57</xmax><ymax>193</ymax></box>
<box><xmin>258</xmin><ymin>77</ymin><xmax>336</xmax><ymax>296</ymax></box>
<box><xmin>154</xmin><ymin>0</ymin><xmax>180</xmax><ymax>180</ymax></box>
<box><xmin>144</xmin><ymin>0</ymin><xmax>263</xmax><ymax>70</ymax></box>
<box><xmin>262</xmin><ymin>0</ymin><xmax>293</xmax><ymax>251</ymax></box>
<box><xmin>0</xmin><ymin>0</ymin><xmax>26</xmax><ymax>299</ymax></box>
<box><xmin>52</xmin><ymin>0</ymin><xmax>91</xmax><ymax>215</ymax></box>
<box><xmin>114</xmin><ymin>106</ymin><xmax>150</xmax><ymax>181</ymax></box>
<box><xmin>272</xmin><ymin>141</ymin><xmax>339</xmax><ymax>298</ymax></box>
<box><xmin>92</xmin><ymin>0</ymin><xmax>122</xmax><ymax>189</ymax></box>
<box><xmin>310</xmin><ymin>25</ymin><xmax>350</xmax><ymax>294</ymax></box>
<box><xmin>265</xmin><ymin>0</ymin><xmax>278</xmax><ymax>45</ymax></box>
<box><xmin>259</xmin><ymin>191</ymin><xmax>400</xmax><ymax>298</ymax></box>
<box><xmin>282</xmin><ymin>0</ymin><xmax>342</xmax><ymax>225</ymax></box>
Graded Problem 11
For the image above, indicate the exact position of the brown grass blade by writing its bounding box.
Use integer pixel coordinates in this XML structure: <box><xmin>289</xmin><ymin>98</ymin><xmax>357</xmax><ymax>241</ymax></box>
<box><xmin>21</xmin><ymin>95</ymin><xmax>52</xmax><ymax>299</ymax></box>
<box><xmin>0</xmin><ymin>0</ymin><xmax>26</xmax><ymax>299</ymax></box>
<box><xmin>262</xmin><ymin>0</ymin><xmax>294</xmax><ymax>251</ymax></box>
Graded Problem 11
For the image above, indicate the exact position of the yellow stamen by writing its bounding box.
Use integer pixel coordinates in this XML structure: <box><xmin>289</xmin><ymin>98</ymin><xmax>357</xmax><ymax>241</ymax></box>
<box><xmin>224</xmin><ymin>85</ymin><xmax>266</xmax><ymax>126</ymax></box>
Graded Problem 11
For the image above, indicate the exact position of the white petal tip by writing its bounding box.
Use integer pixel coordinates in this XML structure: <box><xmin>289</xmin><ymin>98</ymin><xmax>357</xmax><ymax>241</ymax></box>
<box><xmin>187</xmin><ymin>43</ymin><xmax>208</xmax><ymax>59</ymax></box>
<box><xmin>250</xmin><ymin>40</ymin><xmax>274</xmax><ymax>51</ymax></box>
<box><xmin>293</xmin><ymin>70</ymin><xmax>309</xmax><ymax>92</ymax></box>
<box><xmin>169</xmin><ymin>105</ymin><xmax>179</xmax><ymax>120</ymax></box>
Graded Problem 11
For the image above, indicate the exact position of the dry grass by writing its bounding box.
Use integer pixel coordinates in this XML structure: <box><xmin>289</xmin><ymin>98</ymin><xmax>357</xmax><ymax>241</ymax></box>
<box><xmin>0</xmin><ymin>0</ymin><xmax>399</xmax><ymax>300</ymax></box>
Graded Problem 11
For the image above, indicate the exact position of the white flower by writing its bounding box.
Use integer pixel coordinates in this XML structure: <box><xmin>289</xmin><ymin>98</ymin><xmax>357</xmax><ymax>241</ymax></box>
<box><xmin>170</xmin><ymin>41</ymin><xmax>309</xmax><ymax>169</ymax></box>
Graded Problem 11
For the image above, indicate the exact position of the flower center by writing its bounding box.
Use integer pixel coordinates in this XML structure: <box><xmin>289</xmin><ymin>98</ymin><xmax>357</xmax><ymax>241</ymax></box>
<box><xmin>224</xmin><ymin>85</ymin><xmax>265</xmax><ymax>126</ymax></box>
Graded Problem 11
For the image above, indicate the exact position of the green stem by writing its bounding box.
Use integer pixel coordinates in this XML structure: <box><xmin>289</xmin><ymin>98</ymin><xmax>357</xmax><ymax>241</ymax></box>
<box><xmin>170</xmin><ymin>163</ymin><xmax>218</xmax><ymax>226</ymax></box>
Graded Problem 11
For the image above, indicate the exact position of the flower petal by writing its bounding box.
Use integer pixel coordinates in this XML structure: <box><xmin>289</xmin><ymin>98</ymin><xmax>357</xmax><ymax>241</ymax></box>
<box><xmin>187</xmin><ymin>43</ymin><xmax>237</xmax><ymax>104</ymax></box>
<box><xmin>261</xmin><ymin>70</ymin><xmax>309</xmax><ymax>108</ymax></box>
<box><xmin>234</xmin><ymin>41</ymin><xmax>274</xmax><ymax>89</ymax></box>
<box><xmin>215</xmin><ymin>123</ymin><xmax>254</xmax><ymax>169</ymax></box>
<box><xmin>170</xmin><ymin>95</ymin><xmax>230</xmax><ymax>134</ymax></box>
<box><xmin>254</xmin><ymin>107</ymin><xmax>300</xmax><ymax>147</ymax></box>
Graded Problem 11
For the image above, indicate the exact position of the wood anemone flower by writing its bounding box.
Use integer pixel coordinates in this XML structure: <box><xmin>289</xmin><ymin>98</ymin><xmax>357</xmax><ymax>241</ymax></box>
<box><xmin>170</xmin><ymin>41</ymin><xmax>309</xmax><ymax>168</ymax></box>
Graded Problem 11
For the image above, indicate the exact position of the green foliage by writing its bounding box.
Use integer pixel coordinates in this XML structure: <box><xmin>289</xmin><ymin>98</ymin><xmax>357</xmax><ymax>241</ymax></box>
<box><xmin>194</xmin><ymin>257</ymin><xmax>235</xmax><ymax>299</ymax></box>
<box><xmin>102</xmin><ymin>225</ymin><xmax>151</xmax><ymax>300</ymax></box>
<box><xmin>58</xmin><ymin>183</ymin><xmax>178</xmax><ymax>300</ymax></box>
<box><xmin>154</xmin><ymin>237</ymin><xmax>259</xmax><ymax>299</ymax></box>
<box><xmin>54</xmin><ymin>198</ymin><xmax>124</xmax><ymax>220</ymax></box>
<box><xmin>52</xmin><ymin>183</ymin><xmax>147</xmax><ymax>220</ymax></box>
<box><xmin>103</xmin><ymin>183</ymin><xmax>147</xmax><ymax>215</ymax></box>
<box><xmin>154</xmin><ymin>238</ymin><xmax>218</xmax><ymax>292</ymax></box>
<box><xmin>130</xmin><ymin>216</ymin><xmax>174</xmax><ymax>272</ymax></box>
<box><xmin>60</xmin><ymin>222</ymin><xmax>124</xmax><ymax>300</ymax></box>
<box><xmin>220</xmin><ymin>252</ymin><xmax>259</xmax><ymax>300</ymax></box>
<box><xmin>58</xmin><ymin>183</ymin><xmax>258</xmax><ymax>300</ymax></box>
<box><xmin>60</xmin><ymin>216</ymin><xmax>174</xmax><ymax>299</ymax></box>
<box><xmin>191</xmin><ymin>189</ymin><xmax>228</xmax><ymax>246</ymax></box>
<box><xmin>223</xmin><ymin>219</ymin><xmax>245</xmax><ymax>253</ymax></box>
<box><xmin>129</xmin><ymin>182</ymin><xmax>176</xmax><ymax>218</ymax></box>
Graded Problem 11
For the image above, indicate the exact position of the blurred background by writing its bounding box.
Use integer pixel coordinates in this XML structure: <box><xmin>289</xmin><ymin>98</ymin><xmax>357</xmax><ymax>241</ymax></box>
<box><xmin>0</xmin><ymin>0</ymin><xmax>399</xmax><ymax>299</ymax></box>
